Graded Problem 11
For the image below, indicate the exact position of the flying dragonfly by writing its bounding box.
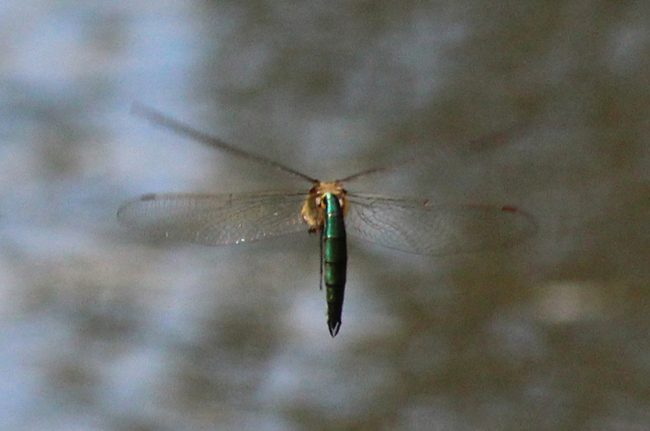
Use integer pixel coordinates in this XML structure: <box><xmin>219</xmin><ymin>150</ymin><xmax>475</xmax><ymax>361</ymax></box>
<box><xmin>117</xmin><ymin>105</ymin><xmax>536</xmax><ymax>337</ymax></box>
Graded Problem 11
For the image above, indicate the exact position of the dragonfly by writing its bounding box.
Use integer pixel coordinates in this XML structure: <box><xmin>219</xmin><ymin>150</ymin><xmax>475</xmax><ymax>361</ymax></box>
<box><xmin>118</xmin><ymin>105</ymin><xmax>536</xmax><ymax>337</ymax></box>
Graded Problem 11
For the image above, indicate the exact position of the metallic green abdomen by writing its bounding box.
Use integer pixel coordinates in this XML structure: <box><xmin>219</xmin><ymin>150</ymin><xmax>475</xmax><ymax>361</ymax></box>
<box><xmin>322</xmin><ymin>193</ymin><xmax>347</xmax><ymax>337</ymax></box>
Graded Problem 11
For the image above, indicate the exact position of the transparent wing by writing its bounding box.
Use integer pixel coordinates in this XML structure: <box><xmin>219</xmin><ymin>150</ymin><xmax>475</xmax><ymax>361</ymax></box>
<box><xmin>346</xmin><ymin>193</ymin><xmax>537</xmax><ymax>255</ymax></box>
<box><xmin>117</xmin><ymin>191</ymin><xmax>308</xmax><ymax>246</ymax></box>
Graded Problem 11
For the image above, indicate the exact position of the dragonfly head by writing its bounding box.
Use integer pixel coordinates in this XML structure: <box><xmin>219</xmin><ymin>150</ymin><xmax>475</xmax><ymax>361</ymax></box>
<box><xmin>301</xmin><ymin>181</ymin><xmax>348</xmax><ymax>232</ymax></box>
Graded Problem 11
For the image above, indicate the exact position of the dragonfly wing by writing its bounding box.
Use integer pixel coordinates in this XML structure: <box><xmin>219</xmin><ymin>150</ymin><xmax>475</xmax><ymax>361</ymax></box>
<box><xmin>117</xmin><ymin>191</ymin><xmax>308</xmax><ymax>246</ymax></box>
<box><xmin>346</xmin><ymin>194</ymin><xmax>536</xmax><ymax>255</ymax></box>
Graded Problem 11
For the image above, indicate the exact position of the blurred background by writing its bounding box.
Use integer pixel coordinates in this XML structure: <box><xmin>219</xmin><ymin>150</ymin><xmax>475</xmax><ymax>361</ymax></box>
<box><xmin>1</xmin><ymin>0</ymin><xmax>649</xmax><ymax>430</ymax></box>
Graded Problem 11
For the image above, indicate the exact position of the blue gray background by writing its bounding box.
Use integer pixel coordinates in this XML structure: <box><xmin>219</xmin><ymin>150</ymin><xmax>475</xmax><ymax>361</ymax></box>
<box><xmin>1</xmin><ymin>1</ymin><xmax>649</xmax><ymax>430</ymax></box>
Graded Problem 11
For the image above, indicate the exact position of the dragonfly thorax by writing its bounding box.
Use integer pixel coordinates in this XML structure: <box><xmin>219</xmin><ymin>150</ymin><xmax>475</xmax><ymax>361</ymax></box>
<box><xmin>301</xmin><ymin>181</ymin><xmax>349</xmax><ymax>233</ymax></box>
